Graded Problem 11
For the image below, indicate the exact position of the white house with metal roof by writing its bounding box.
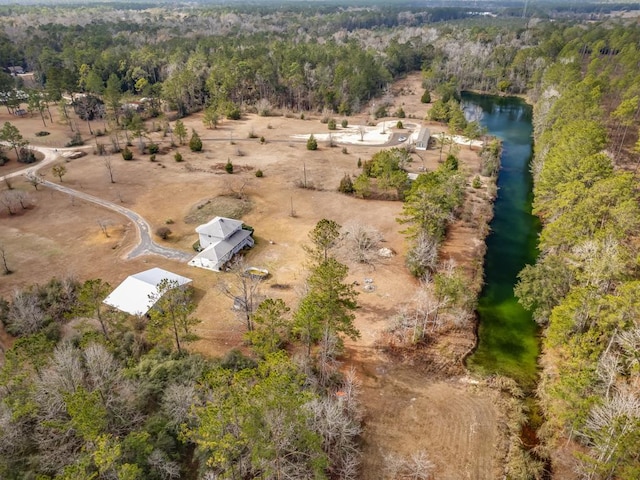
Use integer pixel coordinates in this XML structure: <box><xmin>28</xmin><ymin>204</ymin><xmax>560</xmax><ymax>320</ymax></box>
<box><xmin>103</xmin><ymin>267</ymin><xmax>192</xmax><ymax>316</ymax></box>
<box><xmin>188</xmin><ymin>216</ymin><xmax>254</xmax><ymax>272</ymax></box>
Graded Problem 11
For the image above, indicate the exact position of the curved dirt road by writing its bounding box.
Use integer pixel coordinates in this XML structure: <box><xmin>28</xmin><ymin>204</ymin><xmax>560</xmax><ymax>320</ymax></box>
<box><xmin>3</xmin><ymin>145</ymin><xmax>191</xmax><ymax>262</ymax></box>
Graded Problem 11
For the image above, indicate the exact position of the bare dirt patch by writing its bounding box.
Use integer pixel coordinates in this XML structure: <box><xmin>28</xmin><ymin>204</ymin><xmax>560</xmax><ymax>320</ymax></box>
<box><xmin>0</xmin><ymin>72</ymin><xmax>505</xmax><ymax>478</ymax></box>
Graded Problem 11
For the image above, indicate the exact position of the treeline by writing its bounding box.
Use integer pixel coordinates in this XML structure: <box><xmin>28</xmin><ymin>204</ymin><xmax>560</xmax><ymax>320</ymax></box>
<box><xmin>515</xmin><ymin>23</ymin><xmax>640</xmax><ymax>478</ymax></box>
<box><xmin>0</xmin><ymin>5</ymin><xmax>614</xmax><ymax>121</ymax></box>
<box><xmin>0</xmin><ymin>220</ymin><xmax>363</xmax><ymax>479</ymax></box>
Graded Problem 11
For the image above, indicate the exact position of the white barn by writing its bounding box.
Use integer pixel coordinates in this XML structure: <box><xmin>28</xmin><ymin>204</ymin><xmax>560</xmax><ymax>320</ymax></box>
<box><xmin>103</xmin><ymin>268</ymin><xmax>192</xmax><ymax>316</ymax></box>
<box><xmin>189</xmin><ymin>217</ymin><xmax>254</xmax><ymax>272</ymax></box>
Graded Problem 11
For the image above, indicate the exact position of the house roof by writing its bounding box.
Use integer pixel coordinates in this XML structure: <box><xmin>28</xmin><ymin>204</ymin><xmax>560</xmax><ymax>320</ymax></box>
<box><xmin>195</xmin><ymin>216</ymin><xmax>243</xmax><ymax>239</ymax></box>
<box><xmin>191</xmin><ymin>228</ymin><xmax>253</xmax><ymax>267</ymax></box>
<box><xmin>103</xmin><ymin>267</ymin><xmax>192</xmax><ymax>315</ymax></box>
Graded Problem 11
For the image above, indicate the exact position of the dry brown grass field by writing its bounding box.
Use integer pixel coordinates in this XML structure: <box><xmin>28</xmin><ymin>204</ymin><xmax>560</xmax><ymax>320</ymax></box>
<box><xmin>0</xmin><ymin>73</ymin><xmax>505</xmax><ymax>479</ymax></box>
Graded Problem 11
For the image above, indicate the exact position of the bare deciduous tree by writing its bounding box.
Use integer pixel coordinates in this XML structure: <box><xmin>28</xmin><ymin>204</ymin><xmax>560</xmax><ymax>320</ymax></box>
<box><xmin>0</xmin><ymin>190</ymin><xmax>18</xmax><ymax>215</ymax></box>
<box><xmin>104</xmin><ymin>157</ymin><xmax>115</xmax><ymax>183</ymax></box>
<box><xmin>218</xmin><ymin>257</ymin><xmax>264</xmax><ymax>331</ymax></box>
<box><xmin>0</xmin><ymin>244</ymin><xmax>11</xmax><ymax>275</ymax></box>
<box><xmin>358</xmin><ymin>124</ymin><xmax>366</xmax><ymax>141</ymax></box>
<box><xmin>12</xmin><ymin>190</ymin><xmax>30</xmax><ymax>210</ymax></box>
<box><xmin>406</xmin><ymin>232</ymin><xmax>440</xmax><ymax>278</ymax></box>
<box><xmin>6</xmin><ymin>290</ymin><xmax>46</xmax><ymax>335</ymax></box>
<box><xmin>148</xmin><ymin>449</ymin><xmax>181</xmax><ymax>480</ymax></box>
<box><xmin>162</xmin><ymin>383</ymin><xmax>198</xmax><ymax>430</ymax></box>
<box><xmin>340</xmin><ymin>222</ymin><xmax>383</xmax><ymax>265</ymax></box>
<box><xmin>97</xmin><ymin>219</ymin><xmax>110</xmax><ymax>238</ymax></box>
<box><xmin>383</xmin><ymin>450</ymin><xmax>435</xmax><ymax>480</ymax></box>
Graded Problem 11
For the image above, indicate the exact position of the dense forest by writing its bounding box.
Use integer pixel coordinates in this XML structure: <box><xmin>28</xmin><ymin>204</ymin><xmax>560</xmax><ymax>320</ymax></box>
<box><xmin>0</xmin><ymin>1</ymin><xmax>640</xmax><ymax>478</ymax></box>
<box><xmin>514</xmin><ymin>23</ymin><xmax>640</xmax><ymax>479</ymax></box>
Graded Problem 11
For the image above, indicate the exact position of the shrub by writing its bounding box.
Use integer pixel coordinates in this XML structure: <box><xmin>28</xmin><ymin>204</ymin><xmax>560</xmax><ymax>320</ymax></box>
<box><xmin>149</xmin><ymin>154</ymin><xmax>156</xmax><ymax>162</ymax></box>
<box><xmin>65</xmin><ymin>132</ymin><xmax>84</xmax><ymax>147</ymax></box>
<box><xmin>341</xmin><ymin>119</ymin><xmax>348</xmax><ymax>128</ymax></box>
<box><xmin>327</xmin><ymin>119</ymin><xmax>337</xmax><ymax>130</ymax></box>
<box><xmin>338</xmin><ymin>174</ymin><xmax>354</xmax><ymax>194</ymax></box>
<box><xmin>444</xmin><ymin>154</ymin><xmax>458</xmax><ymax>171</ymax></box>
<box><xmin>357</xmin><ymin>157</ymin><xmax>362</xmax><ymax>168</ymax></box>
<box><xmin>226</xmin><ymin>105</ymin><xmax>241</xmax><ymax>120</ymax></box>
<box><xmin>396</xmin><ymin>121</ymin><xmax>404</xmax><ymax>129</ymax></box>
<box><xmin>342</xmin><ymin>147</ymin><xmax>348</xmax><ymax>154</ymax></box>
<box><xmin>306</xmin><ymin>134</ymin><xmax>318</xmax><ymax>151</ymax></box>
<box><xmin>174</xmin><ymin>152</ymin><xmax>183</xmax><ymax>162</ymax></box>
<box><xmin>189</xmin><ymin>130</ymin><xmax>203</xmax><ymax>152</ymax></box>
<box><xmin>374</xmin><ymin>105</ymin><xmax>388</xmax><ymax>119</ymax></box>
<box><xmin>225</xmin><ymin>159</ymin><xmax>234</xmax><ymax>174</ymax></box>
<box><xmin>18</xmin><ymin>148</ymin><xmax>36</xmax><ymax>164</ymax></box>
<box><xmin>156</xmin><ymin>226</ymin><xmax>171</xmax><ymax>240</ymax></box>
<box><xmin>260</xmin><ymin>136</ymin><xmax>265</xmax><ymax>144</ymax></box>
<box><xmin>395</xmin><ymin>106</ymin><xmax>406</xmax><ymax>118</ymax></box>
<box><xmin>255</xmin><ymin>169</ymin><xmax>263</xmax><ymax>178</ymax></box>
<box><xmin>472</xmin><ymin>176</ymin><xmax>482</xmax><ymax>188</ymax></box>
<box><xmin>35</xmin><ymin>131</ymin><xmax>50</xmax><ymax>137</ymax></box>
<box><xmin>148</xmin><ymin>143</ymin><xmax>160</xmax><ymax>154</ymax></box>
<box><xmin>421</xmin><ymin>90</ymin><xmax>431</xmax><ymax>103</ymax></box>
<box><xmin>248</xmin><ymin>129</ymin><xmax>258</xmax><ymax>139</ymax></box>
<box><xmin>122</xmin><ymin>147</ymin><xmax>133</xmax><ymax>161</ymax></box>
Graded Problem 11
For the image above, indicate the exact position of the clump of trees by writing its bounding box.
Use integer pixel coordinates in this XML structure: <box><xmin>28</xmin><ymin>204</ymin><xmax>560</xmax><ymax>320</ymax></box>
<box><xmin>347</xmin><ymin>148</ymin><xmax>410</xmax><ymax>200</ymax></box>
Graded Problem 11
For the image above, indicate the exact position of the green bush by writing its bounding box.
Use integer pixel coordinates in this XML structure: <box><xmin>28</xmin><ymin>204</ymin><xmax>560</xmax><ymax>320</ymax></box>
<box><xmin>122</xmin><ymin>147</ymin><xmax>133</xmax><ymax>161</ymax></box>
<box><xmin>306</xmin><ymin>134</ymin><xmax>318</xmax><ymax>151</ymax></box>
<box><xmin>225</xmin><ymin>159</ymin><xmax>234</xmax><ymax>174</ymax></box>
<box><xmin>327</xmin><ymin>119</ymin><xmax>337</xmax><ymax>130</ymax></box>
<box><xmin>421</xmin><ymin>90</ymin><xmax>431</xmax><ymax>103</ymax></box>
<box><xmin>255</xmin><ymin>169</ymin><xmax>264</xmax><ymax>177</ymax></box>
<box><xmin>226</xmin><ymin>105</ymin><xmax>241</xmax><ymax>120</ymax></box>
<box><xmin>35</xmin><ymin>131</ymin><xmax>50</xmax><ymax>137</ymax></box>
<box><xmin>338</xmin><ymin>174</ymin><xmax>354</xmax><ymax>194</ymax></box>
<box><xmin>174</xmin><ymin>152</ymin><xmax>183</xmax><ymax>162</ymax></box>
<box><xmin>472</xmin><ymin>176</ymin><xmax>482</xmax><ymax>188</ymax></box>
<box><xmin>189</xmin><ymin>130</ymin><xmax>203</xmax><ymax>152</ymax></box>
<box><xmin>65</xmin><ymin>132</ymin><xmax>84</xmax><ymax>147</ymax></box>
<box><xmin>396</xmin><ymin>121</ymin><xmax>404</xmax><ymax>129</ymax></box>
<box><xmin>148</xmin><ymin>143</ymin><xmax>160</xmax><ymax>154</ymax></box>
<box><xmin>374</xmin><ymin>105</ymin><xmax>388</xmax><ymax>119</ymax></box>
<box><xmin>444</xmin><ymin>154</ymin><xmax>458</xmax><ymax>171</ymax></box>
<box><xmin>395</xmin><ymin>107</ymin><xmax>406</xmax><ymax>118</ymax></box>
<box><xmin>341</xmin><ymin>119</ymin><xmax>348</xmax><ymax>128</ymax></box>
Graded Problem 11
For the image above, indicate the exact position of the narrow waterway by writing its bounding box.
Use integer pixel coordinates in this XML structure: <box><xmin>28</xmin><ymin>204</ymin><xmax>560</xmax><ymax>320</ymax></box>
<box><xmin>463</xmin><ymin>93</ymin><xmax>540</xmax><ymax>389</ymax></box>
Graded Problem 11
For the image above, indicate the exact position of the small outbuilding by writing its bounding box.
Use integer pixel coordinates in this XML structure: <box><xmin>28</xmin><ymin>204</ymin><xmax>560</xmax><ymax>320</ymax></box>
<box><xmin>189</xmin><ymin>216</ymin><xmax>255</xmax><ymax>272</ymax></box>
<box><xmin>103</xmin><ymin>267</ymin><xmax>192</xmax><ymax>316</ymax></box>
<box><xmin>415</xmin><ymin>127</ymin><xmax>431</xmax><ymax>150</ymax></box>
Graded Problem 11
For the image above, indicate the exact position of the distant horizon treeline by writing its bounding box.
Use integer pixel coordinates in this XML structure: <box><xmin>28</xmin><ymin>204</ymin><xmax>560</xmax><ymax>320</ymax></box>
<box><xmin>0</xmin><ymin>4</ymin><xmax>635</xmax><ymax>121</ymax></box>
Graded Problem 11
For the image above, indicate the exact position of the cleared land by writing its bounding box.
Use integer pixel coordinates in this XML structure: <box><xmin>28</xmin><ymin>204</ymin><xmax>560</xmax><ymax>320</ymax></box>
<box><xmin>0</xmin><ymin>72</ymin><xmax>505</xmax><ymax>478</ymax></box>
